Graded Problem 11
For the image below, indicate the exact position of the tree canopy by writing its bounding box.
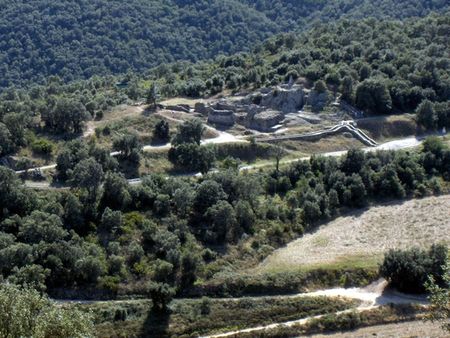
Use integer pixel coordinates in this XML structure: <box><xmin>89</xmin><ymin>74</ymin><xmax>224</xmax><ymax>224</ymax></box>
<box><xmin>0</xmin><ymin>284</ymin><xmax>93</xmax><ymax>338</ymax></box>
<box><xmin>0</xmin><ymin>0</ymin><xmax>448</xmax><ymax>88</ymax></box>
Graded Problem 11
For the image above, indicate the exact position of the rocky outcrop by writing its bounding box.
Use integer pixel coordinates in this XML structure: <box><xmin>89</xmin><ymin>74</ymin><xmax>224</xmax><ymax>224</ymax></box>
<box><xmin>247</xmin><ymin>109</ymin><xmax>284</xmax><ymax>132</ymax></box>
<box><xmin>165</xmin><ymin>104</ymin><xmax>190</xmax><ymax>113</ymax></box>
<box><xmin>260</xmin><ymin>85</ymin><xmax>305</xmax><ymax>113</ymax></box>
<box><xmin>215</xmin><ymin>100</ymin><xmax>237</xmax><ymax>112</ymax></box>
<box><xmin>197</xmin><ymin>85</ymin><xmax>311</xmax><ymax>131</ymax></box>
<box><xmin>195</xmin><ymin>102</ymin><xmax>212</xmax><ymax>115</ymax></box>
<box><xmin>306</xmin><ymin>89</ymin><xmax>330</xmax><ymax>112</ymax></box>
<box><xmin>208</xmin><ymin>110</ymin><xmax>235</xmax><ymax>126</ymax></box>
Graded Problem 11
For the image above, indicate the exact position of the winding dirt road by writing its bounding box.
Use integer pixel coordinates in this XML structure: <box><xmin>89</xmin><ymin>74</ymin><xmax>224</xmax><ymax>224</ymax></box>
<box><xmin>140</xmin><ymin>127</ymin><xmax>245</xmax><ymax>152</ymax></box>
<box><xmin>54</xmin><ymin>278</ymin><xmax>428</xmax><ymax>338</ymax></box>
<box><xmin>200</xmin><ymin>279</ymin><xmax>428</xmax><ymax>338</ymax></box>
<box><xmin>238</xmin><ymin>135</ymin><xmax>429</xmax><ymax>172</ymax></box>
<box><xmin>53</xmin><ymin>279</ymin><xmax>429</xmax><ymax>338</ymax></box>
<box><xmin>18</xmin><ymin>134</ymin><xmax>441</xmax><ymax>190</ymax></box>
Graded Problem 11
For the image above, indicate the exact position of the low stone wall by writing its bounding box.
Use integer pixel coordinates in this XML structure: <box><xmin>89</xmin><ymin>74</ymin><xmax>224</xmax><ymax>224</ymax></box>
<box><xmin>164</xmin><ymin>104</ymin><xmax>190</xmax><ymax>113</ymax></box>
<box><xmin>208</xmin><ymin>110</ymin><xmax>236</xmax><ymax>126</ymax></box>
<box><xmin>195</xmin><ymin>102</ymin><xmax>212</xmax><ymax>115</ymax></box>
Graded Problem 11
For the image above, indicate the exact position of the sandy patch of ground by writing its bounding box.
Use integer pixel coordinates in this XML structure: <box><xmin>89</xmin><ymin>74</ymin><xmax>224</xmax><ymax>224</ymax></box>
<box><xmin>160</xmin><ymin>97</ymin><xmax>207</xmax><ymax>106</ymax></box>
<box><xmin>258</xmin><ymin>195</ymin><xmax>450</xmax><ymax>273</ymax></box>
<box><xmin>308</xmin><ymin>320</ymin><xmax>447</xmax><ymax>338</ymax></box>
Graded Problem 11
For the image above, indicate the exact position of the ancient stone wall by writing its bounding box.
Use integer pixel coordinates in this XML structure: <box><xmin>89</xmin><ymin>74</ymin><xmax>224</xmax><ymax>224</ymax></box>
<box><xmin>207</xmin><ymin>109</ymin><xmax>236</xmax><ymax>126</ymax></box>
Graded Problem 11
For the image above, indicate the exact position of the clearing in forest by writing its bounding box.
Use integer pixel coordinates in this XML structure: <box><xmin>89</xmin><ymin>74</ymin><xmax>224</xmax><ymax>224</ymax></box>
<box><xmin>257</xmin><ymin>195</ymin><xmax>450</xmax><ymax>273</ymax></box>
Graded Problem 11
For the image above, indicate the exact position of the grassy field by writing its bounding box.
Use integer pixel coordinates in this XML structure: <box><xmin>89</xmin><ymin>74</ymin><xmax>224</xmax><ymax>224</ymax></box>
<box><xmin>160</xmin><ymin>97</ymin><xmax>207</xmax><ymax>107</ymax></box>
<box><xmin>278</xmin><ymin>134</ymin><xmax>362</xmax><ymax>154</ymax></box>
<box><xmin>140</xmin><ymin>151</ymin><xmax>174</xmax><ymax>175</ymax></box>
<box><xmin>309</xmin><ymin>320</ymin><xmax>447</xmax><ymax>338</ymax></box>
<box><xmin>83</xmin><ymin>296</ymin><xmax>358</xmax><ymax>338</ymax></box>
<box><xmin>93</xmin><ymin>113</ymin><xmax>176</xmax><ymax>147</ymax></box>
<box><xmin>256</xmin><ymin>195</ymin><xmax>450</xmax><ymax>274</ymax></box>
<box><xmin>234</xmin><ymin>304</ymin><xmax>428</xmax><ymax>338</ymax></box>
<box><xmin>357</xmin><ymin>114</ymin><xmax>418</xmax><ymax>141</ymax></box>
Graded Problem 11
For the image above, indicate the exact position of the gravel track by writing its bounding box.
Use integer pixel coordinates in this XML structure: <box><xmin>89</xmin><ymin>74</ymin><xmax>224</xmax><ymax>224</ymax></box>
<box><xmin>200</xmin><ymin>279</ymin><xmax>429</xmax><ymax>338</ymax></box>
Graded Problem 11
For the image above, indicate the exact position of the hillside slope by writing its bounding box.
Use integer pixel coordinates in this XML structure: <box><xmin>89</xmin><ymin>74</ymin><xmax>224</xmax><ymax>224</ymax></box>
<box><xmin>0</xmin><ymin>0</ymin><xmax>448</xmax><ymax>88</ymax></box>
<box><xmin>258</xmin><ymin>195</ymin><xmax>450</xmax><ymax>273</ymax></box>
<box><xmin>145</xmin><ymin>13</ymin><xmax>449</xmax><ymax>120</ymax></box>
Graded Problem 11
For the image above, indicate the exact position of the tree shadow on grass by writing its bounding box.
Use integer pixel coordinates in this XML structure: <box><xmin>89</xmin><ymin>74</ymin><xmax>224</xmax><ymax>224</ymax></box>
<box><xmin>118</xmin><ymin>159</ymin><xmax>140</xmax><ymax>179</ymax></box>
<box><xmin>140</xmin><ymin>309</ymin><xmax>171</xmax><ymax>338</ymax></box>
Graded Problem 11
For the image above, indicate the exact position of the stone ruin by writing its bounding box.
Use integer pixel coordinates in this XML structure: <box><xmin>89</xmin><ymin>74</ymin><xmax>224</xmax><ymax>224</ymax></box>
<box><xmin>194</xmin><ymin>102</ymin><xmax>212</xmax><ymax>116</ymax></box>
<box><xmin>163</xmin><ymin>104</ymin><xmax>190</xmax><ymax>113</ymax></box>
<box><xmin>260</xmin><ymin>85</ymin><xmax>305</xmax><ymax>113</ymax></box>
<box><xmin>247</xmin><ymin>109</ymin><xmax>284</xmax><ymax>132</ymax></box>
<box><xmin>207</xmin><ymin>109</ymin><xmax>235</xmax><ymax>126</ymax></box>
<box><xmin>194</xmin><ymin>84</ymin><xmax>330</xmax><ymax>132</ymax></box>
<box><xmin>195</xmin><ymin>101</ymin><xmax>235</xmax><ymax>127</ymax></box>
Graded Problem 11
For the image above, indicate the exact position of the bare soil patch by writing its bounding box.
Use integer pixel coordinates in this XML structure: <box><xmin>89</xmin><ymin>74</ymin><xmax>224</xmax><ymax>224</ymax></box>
<box><xmin>257</xmin><ymin>195</ymin><xmax>450</xmax><ymax>273</ymax></box>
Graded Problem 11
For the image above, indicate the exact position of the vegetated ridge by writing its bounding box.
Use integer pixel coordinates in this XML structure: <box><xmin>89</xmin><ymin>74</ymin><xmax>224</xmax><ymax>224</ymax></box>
<box><xmin>0</xmin><ymin>0</ymin><xmax>449</xmax><ymax>88</ymax></box>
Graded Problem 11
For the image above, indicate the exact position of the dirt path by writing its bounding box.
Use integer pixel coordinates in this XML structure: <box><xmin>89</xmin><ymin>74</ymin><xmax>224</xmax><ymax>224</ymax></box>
<box><xmin>141</xmin><ymin>111</ymin><xmax>246</xmax><ymax>152</ymax></box>
<box><xmin>18</xmin><ymin>134</ymin><xmax>444</xmax><ymax>189</ymax></box>
<box><xmin>140</xmin><ymin>129</ymin><xmax>245</xmax><ymax>152</ymax></box>
<box><xmin>82</xmin><ymin>122</ymin><xmax>95</xmax><ymax>138</ymax></box>
<box><xmin>53</xmin><ymin>280</ymin><xmax>432</xmax><ymax>338</ymax></box>
<box><xmin>200</xmin><ymin>279</ymin><xmax>429</xmax><ymax>338</ymax></box>
<box><xmin>15</xmin><ymin>163</ymin><xmax>57</xmax><ymax>175</ymax></box>
<box><xmin>239</xmin><ymin>134</ymin><xmax>436</xmax><ymax>172</ymax></box>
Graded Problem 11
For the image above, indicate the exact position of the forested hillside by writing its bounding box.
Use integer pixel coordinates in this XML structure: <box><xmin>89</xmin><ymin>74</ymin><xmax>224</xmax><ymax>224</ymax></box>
<box><xmin>0</xmin><ymin>0</ymin><xmax>448</xmax><ymax>88</ymax></box>
<box><xmin>1</xmin><ymin>14</ymin><xmax>449</xmax><ymax>159</ymax></box>
<box><xmin>144</xmin><ymin>14</ymin><xmax>450</xmax><ymax>122</ymax></box>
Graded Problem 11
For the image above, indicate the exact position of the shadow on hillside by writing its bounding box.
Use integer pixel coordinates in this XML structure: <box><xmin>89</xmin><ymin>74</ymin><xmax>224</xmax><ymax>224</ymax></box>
<box><xmin>140</xmin><ymin>309</ymin><xmax>171</xmax><ymax>338</ymax></box>
<box><xmin>118</xmin><ymin>159</ymin><xmax>140</xmax><ymax>179</ymax></box>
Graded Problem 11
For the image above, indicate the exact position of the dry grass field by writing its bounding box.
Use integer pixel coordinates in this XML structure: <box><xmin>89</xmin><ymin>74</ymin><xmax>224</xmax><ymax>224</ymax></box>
<box><xmin>308</xmin><ymin>320</ymin><xmax>448</xmax><ymax>338</ymax></box>
<box><xmin>257</xmin><ymin>195</ymin><xmax>450</xmax><ymax>273</ymax></box>
<box><xmin>357</xmin><ymin>114</ymin><xmax>418</xmax><ymax>141</ymax></box>
<box><xmin>160</xmin><ymin>97</ymin><xmax>207</xmax><ymax>106</ymax></box>
<box><xmin>280</xmin><ymin>134</ymin><xmax>362</xmax><ymax>154</ymax></box>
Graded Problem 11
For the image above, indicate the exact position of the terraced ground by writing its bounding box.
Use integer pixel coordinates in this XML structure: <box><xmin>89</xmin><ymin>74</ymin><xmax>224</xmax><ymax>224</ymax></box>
<box><xmin>257</xmin><ymin>195</ymin><xmax>450</xmax><ymax>273</ymax></box>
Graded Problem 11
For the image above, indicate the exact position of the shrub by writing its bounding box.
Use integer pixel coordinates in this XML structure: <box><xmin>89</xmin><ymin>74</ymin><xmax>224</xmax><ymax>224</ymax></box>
<box><xmin>0</xmin><ymin>284</ymin><xmax>93</xmax><ymax>338</ymax></box>
<box><xmin>169</xmin><ymin>143</ymin><xmax>216</xmax><ymax>174</ymax></box>
<box><xmin>31</xmin><ymin>138</ymin><xmax>54</xmax><ymax>155</ymax></box>
<box><xmin>380</xmin><ymin>244</ymin><xmax>448</xmax><ymax>293</ymax></box>
<box><xmin>153</xmin><ymin>120</ymin><xmax>170</xmax><ymax>142</ymax></box>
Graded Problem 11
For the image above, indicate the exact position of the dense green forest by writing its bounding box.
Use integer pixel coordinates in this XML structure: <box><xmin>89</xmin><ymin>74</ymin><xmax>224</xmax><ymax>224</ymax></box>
<box><xmin>0</xmin><ymin>76</ymin><xmax>123</xmax><ymax>158</ymax></box>
<box><xmin>0</xmin><ymin>2</ymin><xmax>449</xmax><ymax>336</ymax></box>
<box><xmin>144</xmin><ymin>14</ymin><xmax>449</xmax><ymax>118</ymax></box>
<box><xmin>1</xmin><ymin>14</ymin><xmax>449</xmax><ymax>160</ymax></box>
<box><xmin>0</xmin><ymin>0</ymin><xmax>449</xmax><ymax>88</ymax></box>
<box><xmin>1</xmin><ymin>116</ymin><xmax>449</xmax><ymax>299</ymax></box>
